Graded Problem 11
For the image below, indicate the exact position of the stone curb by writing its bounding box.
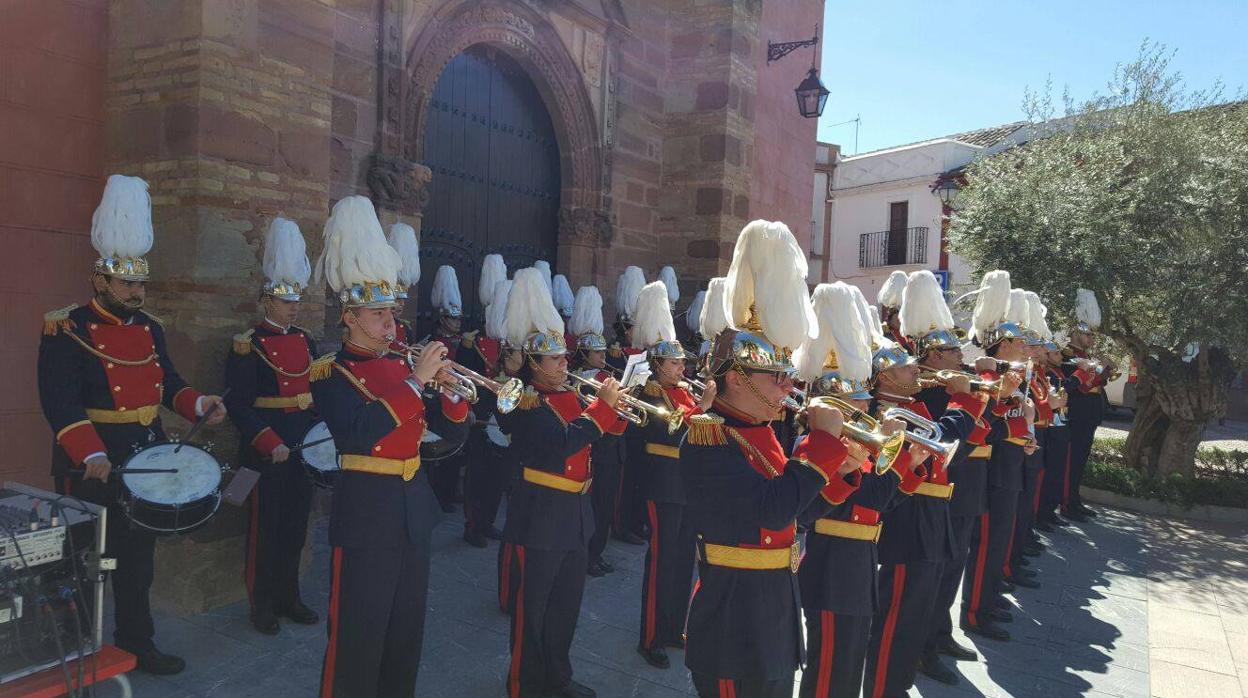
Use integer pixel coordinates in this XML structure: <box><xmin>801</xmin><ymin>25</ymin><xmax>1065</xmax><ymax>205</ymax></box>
<box><xmin>1081</xmin><ymin>486</ymin><xmax>1248</xmax><ymax>524</ymax></box>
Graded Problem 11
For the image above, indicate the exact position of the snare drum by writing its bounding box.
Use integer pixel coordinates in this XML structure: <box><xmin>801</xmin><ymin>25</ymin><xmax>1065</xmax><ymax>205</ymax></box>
<box><xmin>120</xmin><ymin>441</ymin><xmax>224</xmax><ymax>534</ymax></box>
<box><xmin>301</xmin><ymin>421</ymin><xmax>340</xmax><ymax>489</ymax></box>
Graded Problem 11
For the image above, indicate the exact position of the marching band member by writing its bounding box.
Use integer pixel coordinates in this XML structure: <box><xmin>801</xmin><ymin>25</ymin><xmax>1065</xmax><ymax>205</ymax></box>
<box><xmin>427</xmin><ymin>264</ymin><xmax>467</xmax><ymax>512</ymax></box>
<box><xmin>386</xmin><ymin>222</ymin><xmax>420</xmax><ymax>346</ymax></box>
<box><xmin>225</xmin><ymin>217</ymin><xmax>320</xmax><ymax>636</ymax></box>
<box><xmin>501</xmin><ymin>268</ymin><xmax>624</xmax><ymax>698</ymax></box>
<box><xmin>681</xmin><ymin>220</ymin><xmax>857</xmax><ymax>698</ymax></box>
<box><xmin>1037</xmin><ymin>329</ymin><xmax>1072</xmax><ymax>530</ymax></box>
<box><xmin>310</xmin><ymin>195</ymin><xmax>469</xmax><ymax>697</ymax></box>
<box><xmin>794</xmin><ymin>281</ymin><xmax>916</xmax><ymax>698</ymax></box>
<box><xmin>630</xmin><ymin>281</ymin><xmax>713</xmax><ymax>669</ymax></box>
<box><xmin>862</xmin><ymin>276</ymin><xmax>989</xmax><ymax>698</ymax></box>
<box><xmin>906</xmin><ymin>272</ymin><xmax>1015</xmax><ymax>679</ymax></box>
<box><xmin>1060</xmin><ymin>289</ymin><xmax>1114</xmax><ymax>522</ymax></box>
<box><xmin>461</xmin><ymin>256</ymin><xmax>511</xmax><ymax>547</ymax></box>
<box><xmin>38</xmin><ymin>175</ymin><xmax>226</xmax><ymax>675</ymax></box>
<box><xmin>877</xmin><ymin>270</ymin><xmax>914</xmax><ymax>354</ymax></box>
<box><xmin>567</xmin><ymin>286</ymin><xmax>628</xmax><ymax>578</ymax></box>
<box><xmin>960</xmin><ymin>272</ymin><xmax>1035</xmax><ymax>643</ymax></box>
<box><xmin>1001</xmin><ymin>291</ymin><xmax>1054</xmax><ymax>589</ymax></box>
<box><xmin>610</xmin><ymin>265</ymin><xmax>648</xmax><ymax>546</ymax></box>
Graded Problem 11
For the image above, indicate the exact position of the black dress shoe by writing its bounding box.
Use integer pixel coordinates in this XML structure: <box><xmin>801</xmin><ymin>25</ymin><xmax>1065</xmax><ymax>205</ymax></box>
<box><xmin>1016</xmin><ymin>556</ymin><xmax>1031</xmax><ymax>568</ymax></box>
<box><xmin>597</xmin><ymin>559</ymin><xmax>615</xmax><ymax>573</ymax></box>
<box><xmin>276</xmin><ymin>600</ymin><xmax>320</xmax><ymax>625</ymax></box>
<box><xmin>961</xmin><ymin>620</ymin><xmax>1011</xmax><ymax>641</ymax></box>
<box><xmin>1044</xmin><ymin>513</ymin><xmax>1070</xmax><ymax>527</ymax></box>
<box><xmin>484</xmin><ymin>526</ymin><xmax>504</xmax><ymax>540</ymax></box>
<box><xmin>1011</xmin><ymin>567</ymin><xmax>1038</xmax><ymax>580</ymax></box>
<box><xmin>552</xmin><ymin>679</ymin><xmax>597</xmax><ymax>697</ymax></box>
<box><xmin>614</xmin><ymin>531</ymin><xmax>646</xmax><ymax>546</ymax></box>
<box><xmin>986</xmin><ymin>607</ymin><xmax>1013</xmax><ymax>623</ymax></box>
<box><xmin>1022</xmin><ymin>543</ymin><xmax>1043</xmax><ymax>558</ymax></box>
<box><xmin>936</xmin><ymin>636</ymin><xmax>978</xmax><ymax>661</ymax></box>
<box><xmin>919</xmin><ymin>653</ymin><xmax>959</xmax><ymax>685</ymax></box>
<box><xmin>999</xmin><ymin>579</ymin><xmax>1017</xmax><ymax>593</ymax></box>
<box><xmin>1061</xmin><ymin>507</ymin><xmax>1089</xmax><ymax>523</ymax></box>
<box><xmin>132</xmin><ymin>647</ymin><xmax>187</xmax><ymax>675</ymax></box>
<box><xmin>1034</xmin><ymin>518</ymin><xmax>1056</xmax><ymax>533</ymax></box>
<box><xmin>250</xmin><ymin>608</ymin><xmax>279</xmax><ymax>635</ymax></box>
<box><xmin>464</xmin><ymin>530</ymin><xmax>489</xmax><ymax>548</ymax></box>
<box><xmin>1008</xmin><ymin>574</ymin><xmax>1041</xmax><ymax>589</ymax></box>
<box><xmin>586</xmin><ymin>560</ymin><xmax>607</xmax><ymax>578</ymax></box>
<box><xmin>636</xmin><ymin>645</ymin><xmax>670</xmax><ymax>669</ymax></box>
<box><xmin>1076</xmin><ymin>503</ymin><xmax>1098</xmax><ymax>518</ymax></box>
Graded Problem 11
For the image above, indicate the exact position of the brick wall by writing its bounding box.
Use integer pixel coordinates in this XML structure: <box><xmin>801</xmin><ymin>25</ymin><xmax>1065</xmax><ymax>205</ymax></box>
<box><xmin>0</xmin><ymin>0</ymin><xmax>108</xmax><ymax>487</ymax></box>
<box><xmin>750</xmin><ymin>0</ymin><xmax>824</xmax><ymax>251</ymax></box>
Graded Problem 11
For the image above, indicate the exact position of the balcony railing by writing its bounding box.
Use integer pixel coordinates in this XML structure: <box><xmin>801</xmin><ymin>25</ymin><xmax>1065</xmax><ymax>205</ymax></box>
<box><xmin>858</xmin><ymin>226</ymin><xmax>928</xmax><ymax>268</ymax></box>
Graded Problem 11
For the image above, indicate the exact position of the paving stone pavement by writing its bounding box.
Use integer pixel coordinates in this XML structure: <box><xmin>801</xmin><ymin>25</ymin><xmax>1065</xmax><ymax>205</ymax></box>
<box><xmin>88</xmin><ymin>498</ymin><xmax>1244</xmax><ymax>698</ymax></box>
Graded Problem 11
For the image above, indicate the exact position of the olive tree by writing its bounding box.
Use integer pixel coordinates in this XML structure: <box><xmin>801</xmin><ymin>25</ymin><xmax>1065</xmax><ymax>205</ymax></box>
<box><xmin>948</xmin><ymin>43</ymin><xmax>1248</xmax><ymax>477</ymax></box>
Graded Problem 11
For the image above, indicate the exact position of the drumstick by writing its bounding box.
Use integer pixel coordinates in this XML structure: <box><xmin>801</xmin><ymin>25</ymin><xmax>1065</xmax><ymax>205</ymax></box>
<box><xmin>174</xmin><ymin>387</ymin><xmax>231</xmax><ymax>453</ymax></box>
<box><xmin>286</xmin><ymin>435</ymin><xmax>335</xmax><ymax>456</ymax></box>
<box><xmin>70</xmin><ymin>468</ymin><xmax>179</xmax><ymax>476</ymax></box>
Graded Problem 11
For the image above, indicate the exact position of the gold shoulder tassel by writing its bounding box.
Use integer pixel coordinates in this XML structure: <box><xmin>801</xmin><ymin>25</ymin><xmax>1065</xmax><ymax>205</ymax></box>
<box><xmin>310</xmin><ymin>352</ymin><xmax>338</xmax><ymax>382</ymax></box>
<box><xmin>517</xmin><ymin>387</ymin><xmax>542</xmax><ymax>410</ymax></box>
<box><xmin>608</xmin><ymin>342</ymin><xmax>624</xmax><ymax>359</ymax></box>
<box><xmin>43</xmin><ymin>304</ymin><xmax>78</xmax><ymax>336</ymax></box>
<box><xmin>642</xmin><ymin>380</ymin><xmax>664</xmax><ymax>398</ymax></box>
<box><xmin>461</xmin><ymin>330</ymin><xmax>479</xmax><ymax>349</ymax></box>
<box><xmin>686</xmin><ymin>414</ymin><xmax>727</xmax><ymax>446</ymax></box>
<box><xmin>232</xmin><ymin>329</ymin><xmax>255</xmax><ymax>355</ymax></box>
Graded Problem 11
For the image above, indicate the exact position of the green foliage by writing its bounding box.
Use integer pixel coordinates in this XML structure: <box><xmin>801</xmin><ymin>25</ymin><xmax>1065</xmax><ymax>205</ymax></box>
<box><xmin>947</xmin><ymin>41</ymin><xmax>1248</xmax><ymax>365</ymax></box>
<box><xmin>1084</xmin><ymin>437</ymin><xmax>1248</xmax><ymax>509</ymax></box>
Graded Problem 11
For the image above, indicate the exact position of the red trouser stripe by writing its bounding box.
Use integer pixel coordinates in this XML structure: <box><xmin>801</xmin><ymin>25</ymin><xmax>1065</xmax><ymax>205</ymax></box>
<box><xmin>816</xmin><ymin>610</ymin><xmax>835</xmax><ymax>698</ymax></box>
<box><xmin>871</xmin><ymin>564</ymin><xmax>907</xmax><ymax>698</ymax></box>
<box><xmin>499</xmin><ymin>543</ymin><xmax>513</xmax><ymax>612</ymax></box>
<box><xmin>1003</xmin><ymin>517</ymin><xmax>1016</xmax><ymax>577</ymax></box>
<box><xmin>1062</xmin><ymin>443</ymin><xmax>1073</xmax><ymax>507</ymax></box>
<box><xmin>508</xmin><ymin>546</ymin><xmax>527</xmax><ymax>698</ymax></box>
<box><xmin>967</xmin><ymin>513</ymin><xmax>990</xmax><ymax>627</ymax></box>
<box><xmin>1033</xmin><ymin>469</ymin><xmax>1046</xmax><ymax>515</ymax></box>
<box><xmin>718</xmin><ymin>678</ymin><xmax>735</xmax><ymax>698</ymax></box>
<box><xmin>643</xmin><ymin>501</ymin><xmax>660</xmax><ymax>648</ymax></box>
<box><xmin>320</xmin><ymin>547</ymin><xmax>343</xmax><ymax>698</ymax></box>
<box><xmin>246</xmin><ymin>492</ymin><xmax>259</xmax><ymax>606</ymax></box>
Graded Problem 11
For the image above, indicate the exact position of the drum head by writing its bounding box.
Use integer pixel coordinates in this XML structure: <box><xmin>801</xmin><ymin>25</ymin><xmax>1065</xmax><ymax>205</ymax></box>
<box><xmin>485</xmin><ymin>422</ymin><xmax>510</xmax><ymax>447</ymax></box>
<box><xmin>123</xmin><ymin>443</ymin><xmax>222</xmax><ymax>505</ymax></box>
<box><xmin>302</xmin><ymin>422</ymin><xmax>339</xmax><ymax>473</ymax></box>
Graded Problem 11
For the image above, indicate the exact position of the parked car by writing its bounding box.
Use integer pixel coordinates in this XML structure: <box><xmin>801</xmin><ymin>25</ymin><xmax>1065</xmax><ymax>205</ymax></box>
<box><xmin>1104</xmin><ymin>355</ymin><xmax>1136</xmax><ymax>413</ymax></box>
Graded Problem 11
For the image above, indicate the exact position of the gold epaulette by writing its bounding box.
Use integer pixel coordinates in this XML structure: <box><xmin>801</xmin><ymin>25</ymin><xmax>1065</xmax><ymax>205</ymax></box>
<box><xmin>43</xmin><ymin>304</ymin><xmax>78</xmax><ymax>336</ymax></box>
<box><xmin>643</xmin><ymin>380</ymin><xmax>664</xmax><ymax>398</ymax></box>
<box><xmin>608</xmin><ymin>342</ymin><xmax>623</xmax><ymax>359</ymax></box>
<box><xmin>232</xmin><ymin>329</ymin><xmax>255</xmax><ymax>355</ymax></box>
<box><xmin>517</xmin><ymin>387</ymin><xmax>542</xmax><ymax>410</ymax></box>
<box><xmin>310</xmin><ymin>352</ymin><xmax>338</xmax><ymax>382</ymax></box>
<box><xmin>461</xmin><ymin>330</ymin><xmax>479</xmax><ymax>348</ymax></box>
<box><xmin>686</xmin><ymin>414</ymin><xmax>727</xmax><ymax>446</ymax></box>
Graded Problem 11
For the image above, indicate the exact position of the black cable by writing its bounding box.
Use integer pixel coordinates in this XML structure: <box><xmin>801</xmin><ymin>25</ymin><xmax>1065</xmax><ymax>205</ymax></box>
<box><xmin>42</xmin><ymin>600</ymin><xmax>75</xmax><ymax>697</ymax></box>
<box><xmin>67</xmin><ymin>599</ymin><xmax>86</xmax><ymax>697</ymax></box>
<box><xmin>51</xmin><ymin>501</ymin><xmax>92</xmax><ymax>691</ymax></box>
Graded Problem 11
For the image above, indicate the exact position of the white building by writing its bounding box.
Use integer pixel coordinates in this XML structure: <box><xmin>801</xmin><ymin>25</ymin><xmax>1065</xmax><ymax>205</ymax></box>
<box><xmin>808</xmin><ymin>123</ymin><xmax>1028</xmax><ymax>301</ymax></box>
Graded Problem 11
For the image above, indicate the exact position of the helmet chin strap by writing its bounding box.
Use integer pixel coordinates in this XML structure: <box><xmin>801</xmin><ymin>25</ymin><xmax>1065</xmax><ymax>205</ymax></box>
<box><xmin>348</xmin><ymin>310</ymin><xmax>396</xmax><ymax>351</ymax></box>
<box><xmin>98</xmin><ymin>283</ymin><xmax>143</xmax><ymax>316</ymax></box>
<box><xmin>732</xmin><ymin>365</ymin><xmax>781</xmax><ymax>418</ymax></box>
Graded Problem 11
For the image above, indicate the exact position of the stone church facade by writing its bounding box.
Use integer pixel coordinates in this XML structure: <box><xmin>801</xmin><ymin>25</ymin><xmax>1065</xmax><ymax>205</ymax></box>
<box><xmin>2</xmin><ymin>0</ymin><xmax>823</xmax><ymax>609</ymax></box>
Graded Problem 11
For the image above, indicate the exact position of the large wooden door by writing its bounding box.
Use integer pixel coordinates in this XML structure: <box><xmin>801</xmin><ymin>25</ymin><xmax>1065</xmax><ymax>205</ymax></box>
<box><xmin>417</xmin><ymin>46</ymin><xmax>561</xmax><ymax>331</ymax></box>
<box><xmin>886</xmin><ymin>201</ymin><xmax>909</xmax><ymax>266</ymax></box>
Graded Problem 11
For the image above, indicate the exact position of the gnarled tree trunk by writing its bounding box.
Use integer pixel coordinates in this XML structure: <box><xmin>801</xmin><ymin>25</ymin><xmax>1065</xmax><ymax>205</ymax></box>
<box><xmin>1147</xmin><ymin>349</ymin><xmax>1232</xmax><ymax>478</ymax></box>
<box><xmin>1124</xmin><ymin>368</ymin><xmax>1168</xmax><ymax>476</ymax></box>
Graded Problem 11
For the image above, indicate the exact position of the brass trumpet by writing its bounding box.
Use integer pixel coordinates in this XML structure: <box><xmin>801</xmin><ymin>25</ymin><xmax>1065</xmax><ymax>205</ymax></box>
<box><xmin>687</xmin><ymin>377</ymin><xmax>708</xmax><ymax>401</ymax></box>
<box><xmin>565</xmin><ymin>372</ymin><xmax>686</xmax><ymax>434</ymax></box>
<box><xmin>881</xmin><ymin>407</ymin><xmax>960</xmax><ymax>468</ymax></box>
<box><xmin>993</xmin><ymin>358</ymin><xmax>1033</xmax><ymax>384</ymax></box>
<box><xmin>784</xmin><ymin>386</ymin><xmax>807</xmax><ymax>412</ymax></box>
<box><xmin>798</xmin><ymin>396</ymin><xmax>905</xmax><ymax>475</ymax></box>
<box><xmin>918</xmin><ymin>369</ymin><xmax>1003</xmax><ymax>396</ymax></box>
<box><xmin>395</xmin><ymin>341</ymin><xmax>525</xmax><ymax>414</ymax></box>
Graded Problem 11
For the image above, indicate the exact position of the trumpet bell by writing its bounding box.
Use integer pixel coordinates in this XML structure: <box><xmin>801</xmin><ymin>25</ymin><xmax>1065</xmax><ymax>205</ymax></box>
<box><xmin>494</xmin><ymin>377</ymin><xmax>525</xmax><ymax>414</ymax></box>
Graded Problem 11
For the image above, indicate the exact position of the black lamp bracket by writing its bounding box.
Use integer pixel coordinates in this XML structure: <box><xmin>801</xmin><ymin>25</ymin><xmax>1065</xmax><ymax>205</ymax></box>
<box><xmin>767</xmin><ymin>29</ymin><xmax>819</xmax><ymax>64</ymax></box>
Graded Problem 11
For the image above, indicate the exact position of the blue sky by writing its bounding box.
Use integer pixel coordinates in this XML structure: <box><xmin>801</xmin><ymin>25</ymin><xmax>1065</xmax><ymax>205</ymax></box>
<box><xmin>815</xmin><ymin>0</ymin><xmax>1247</xmax><ymax>154</ymax></box>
